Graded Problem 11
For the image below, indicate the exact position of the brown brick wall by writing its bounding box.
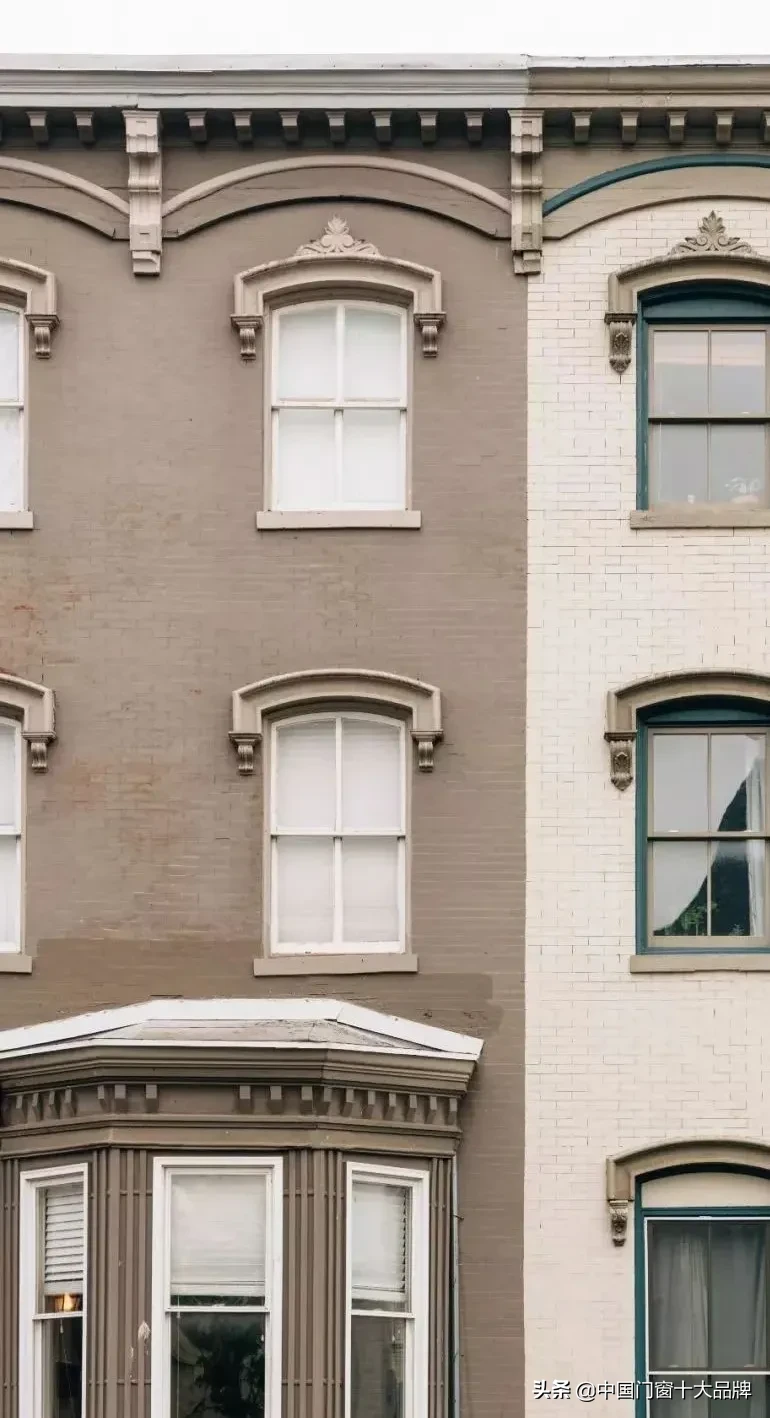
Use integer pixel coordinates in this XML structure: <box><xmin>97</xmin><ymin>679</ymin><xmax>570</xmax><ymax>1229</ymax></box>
<box><xmin>0</xmin><ymin>167</ymin><xmax>525</xmax><ymax>1416</ymax></box>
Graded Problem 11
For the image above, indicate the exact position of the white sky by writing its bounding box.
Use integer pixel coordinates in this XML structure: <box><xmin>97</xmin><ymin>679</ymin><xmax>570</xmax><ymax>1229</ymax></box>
<box><xmin>0</xmin><ymin>0</ymin><xmax>765</xmax><ymax>63</ymax></box>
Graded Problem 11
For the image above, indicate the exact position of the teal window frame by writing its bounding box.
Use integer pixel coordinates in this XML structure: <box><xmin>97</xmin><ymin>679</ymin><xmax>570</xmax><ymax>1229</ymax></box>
<box><xmin>635</xmin><ymin>1177</ymin><xmax>770</xmax><ymax>1418</ymax></box>
<box><xmin>636</xmin><ymin>699</ymin><xmax>770</xmax><ymax>954</ymax></box>
<box><xmin>637</xmin><ymin>283</ymin><xmax>770</xmax><ymax>510</ymax></box>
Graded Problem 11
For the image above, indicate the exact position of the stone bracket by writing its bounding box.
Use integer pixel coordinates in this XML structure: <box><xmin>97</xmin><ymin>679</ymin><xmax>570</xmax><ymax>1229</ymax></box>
<box><xmin>605</xmin><ymin>313</ymin><xmax>636</xmax><ymax>375</ymax></box>
<box><xmin>510</xmin><ymin>109</ymin><xmax>543</xmax><ymax>275</ymax></box>
<box><xmin>605</xmin><ymin>731</ymin><xmax>635</xmax><ymax>791</ymax></box>
<box><xmin>608</xmin><ymin>1199</ymin><xmax>629</xmax><ymax>1245</ymax></box>
<box><xmin>123</xmin><ymin>110</ymin><xmax>162</xmax><ymax>276</ymax></box>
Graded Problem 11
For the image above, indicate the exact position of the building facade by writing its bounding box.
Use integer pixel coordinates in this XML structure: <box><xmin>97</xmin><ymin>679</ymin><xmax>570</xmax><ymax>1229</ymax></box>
<box><xmin>0</xmin><ymin>58</ymin><xmax>526</xmax><ymax>1418</ymax></box>
<box><xmin>526</xmin><ymin>60</ymin><xmax>770</xmax><ymax>1418</ymax></box>
<box><xmin>5</xmin><ymin>50</ymin><xmax>770</xmax><ymax>1418</ymax></box>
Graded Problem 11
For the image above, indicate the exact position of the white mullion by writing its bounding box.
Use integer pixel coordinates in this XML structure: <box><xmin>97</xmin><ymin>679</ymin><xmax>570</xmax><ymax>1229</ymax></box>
<box><xmin>335</xmin><ymin>305</ymin><xmax>345</xmax><ymax>506</ymax></box>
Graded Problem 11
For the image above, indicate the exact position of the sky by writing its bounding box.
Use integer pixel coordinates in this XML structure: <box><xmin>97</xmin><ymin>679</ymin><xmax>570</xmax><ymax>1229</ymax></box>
<box><xmin>0</xmin><ymin>0</ymin><xmax>767</xmax><ymax>62</ymax></box>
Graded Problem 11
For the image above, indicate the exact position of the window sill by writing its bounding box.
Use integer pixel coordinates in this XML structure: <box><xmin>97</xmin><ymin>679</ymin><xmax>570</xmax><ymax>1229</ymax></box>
<box><xmin>253</xmin><ymin>953</ymin><xmax>419</xmax><ymax>976</ymax></box>
<box><xmin>256</xmin><ymin>510</ymin><xmax>422</xmax><ymax>530</ymax></box>
<box><xmin>0</xmin><ymin>954</ymin><xmax>33</xmax><ymax>973</ymax></box>
<box><xmin>0</xmin><ymin>511</ymin><xmax>34</xmax><ymax>530</ymax></box>
<box><xmin>631</xmin><ymin>953</ymin><xmax>770</xmax><ymax>974</ymax></box>
<box><xmin>630</xmin><ymin>508</ymin><xmax>770</xmax><ymax>530</ymax></box>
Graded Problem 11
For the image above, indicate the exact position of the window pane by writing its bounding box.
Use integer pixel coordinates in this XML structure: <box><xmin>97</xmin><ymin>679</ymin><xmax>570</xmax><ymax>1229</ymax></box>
<box><xmin>649</xmin><ymin>1376</ymin><xmax>768</xmax><ymax>1418</ymax></box>
<box><xmin>711</xmin><ymin>840</ymin><xmax>765</xmax><ymax>937</ymax></box>
<box><xmin>649</xmin><ymin>424</ymin><xmax>708</xmax><ymax>505</ymax></box>
<box><xmin>652</xmin><ymin>734</ymin><xmax>708</xmax><ymax>833</ymax></box>
<box><xmin>170</xmin><ymin>1172</ymin><xmax>267</xmax><ymax>1300</ymax></box>
<box><xmin>0</xmin><ymin>722</ymin><xmax>17</xmax><ymax>830</ymax></box>
<box><xmin>651</xmin><ymin>842</ymin><xmax>709</xmax><ymax>938</ymax></box>
<box><xmin>275</xmin><ymin>720</ymin><xmax>336</xmax><ymax>833</ymax></box>
<box><xmin>652</xmin><ymin>330</ymin><xmax>709</xmax><ymax>415</ymax></box>
<box><xmin>0</xmin><ymin>408</ymin><xmax>22</xmax><ymax>511</ymax></box>
<box><xmin>342</xmin><ymin>838</ymin><xmax>400</xmax><ymax>943</ymax></box>
<box><xmin>710</xmin><ymin>734</ymin><xmax>765</xmax><ymax>831</ymax></box>
<box><xmin>350</xmin><ymin>1315</ymin><xmax>406</xmax><ymax>1418</ymax></box>
<box><xmin>274</xmin><ymin>408</ymin><xmax>336</xmax><ymax>510</ymax></box>
<box><xmin>341</xmin><ymin>719</ymin><xmax>402</xmax><ymax>832</ymax></box>
<box><xmin>352</xmin><ymin>1181</ymin><xmax>410</xmax><ymax>1308</ymax></box>
<box><xmin>276</xmin><ymin>307</ymin><xmax>336</xmax><ymax>399</ymax></box>
<box><xmin>709</xmin><ymin>1222</ymin><xmax>768</xmax><ymax>1369</ymax></box>
<box><xmin>648</xmin><ymin>1222</ymin><xmax>709</xmax><ymax>1369</ymax></box>
<box><xmin>0</xmin><ymin>836</ymin><xmax>19</xmax><ymax>947</ymax></box>
<box><xmin>710</xmin><ymin>425</ymin><xmax>766</xmax><ymax>505</ymax></box>
<box><xmin>710</xmin><ymin>331</ymin><xmax>766</xmax><ymax>415</ymax></box>
<box><xmin>343</xmin><ymin>307</ymin><xmax>403</xmax><ymax>400</ymax></box>
<box><xmin>341</xmin><ymin>410</ymin><xmax>404</xmax><ymax>507</ymax></box>
<box><xmin>275</xmin><ymin>837</ymin><xmax>334</xmax><ymax>944</ymax></box>
<box><xmin>171</xmin><ymin>1312</ymin><xmax>266</xmax><ymax>1418</ymax></box>
<box><xmin>42</xmin><ymin>1315</ymin><xmax>83</xmax><ymax>1418</ymax></box>
<box><xmin>0</xmin><ymin>308</ymin><xmax>19</xmax><ymax>400</ymax></box>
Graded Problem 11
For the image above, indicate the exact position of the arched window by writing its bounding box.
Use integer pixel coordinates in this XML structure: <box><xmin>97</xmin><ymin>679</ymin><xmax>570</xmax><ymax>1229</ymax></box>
<box><xmin>640</xmin><ymin>284</ymin><xmax>770</xmax><ymax>511</ymax></box>
<box><xmin>269</xmin><ymin>300</ymin><xmax>408</xmax><ymax>515</ymax></box>
<box><xmin>608</xmin><ymin>1145</ymin><xmax>770</xmax><ymax>1411</ymax></box>
<box><xmin>269</xmin><ymin>710</ymin><xmax>406</xmax><ymax>954</ymax></box>
<box><xmin>607</xmin><ymin>671</ymin><xmax>770</xmax><ymax>959</ymax></box>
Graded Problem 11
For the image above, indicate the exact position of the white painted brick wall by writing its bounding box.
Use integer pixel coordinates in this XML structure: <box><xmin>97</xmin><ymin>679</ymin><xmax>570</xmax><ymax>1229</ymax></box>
<box><xmin>526</xmin><ymin>200</ymin><xmax>770</xmax><ymax>1410</ymax></box>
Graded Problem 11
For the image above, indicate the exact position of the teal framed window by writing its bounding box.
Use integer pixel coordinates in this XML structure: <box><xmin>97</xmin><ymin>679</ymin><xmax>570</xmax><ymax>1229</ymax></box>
<box><xmin>638</xmin><ymin>285</ymin><xmax>770</xmax><ymax>509</ymax></box>
<box><xmin>637</xmin><ymin>701</ymin><xmax>770</xmax><ymax>952</ymax></box>
<box><xmin>636</xmin><ymin>1191</ymin><xmax>770</xmax><ymax>1418</ymax></box>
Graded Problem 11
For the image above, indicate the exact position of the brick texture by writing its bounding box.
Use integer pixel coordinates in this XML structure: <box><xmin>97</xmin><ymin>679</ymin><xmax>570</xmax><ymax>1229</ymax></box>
<box><xmin>526</xmin><ymin>199</ymin><xmax>770</xmax><ymax>1405</ymax></box>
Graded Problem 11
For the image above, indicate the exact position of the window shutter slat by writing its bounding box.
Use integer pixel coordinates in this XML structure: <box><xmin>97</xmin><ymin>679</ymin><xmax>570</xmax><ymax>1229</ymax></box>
<box><xmin>44</xmin><ymin>1183</ymin><xmax>85</xmax><ymax>1294</ymax></box>
<box><xmin>351</xmin><ymin>1181</ymin><xmax>409</xmax><ymax>1306</ymax></box>
<box><xmin>170</xmin><ymin>1172</ymin><xmax>267</xmax><ymax>1297</ymax></box>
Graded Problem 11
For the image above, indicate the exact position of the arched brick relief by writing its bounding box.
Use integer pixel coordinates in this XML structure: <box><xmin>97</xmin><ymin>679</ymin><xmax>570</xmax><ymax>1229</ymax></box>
<box><xmin>161</xmin><ymin>154</ymin><xmax>511</xmax><ymax>239</ymax></box>
<box><xmin>544</xmin><ymin>163</ymin><xmax>770</xmax><ymax>241</ymax></box>
<box><xmin>0</xmin><ymin>156</ymin><xmax>129</xmax><ymax>238</ymax></box>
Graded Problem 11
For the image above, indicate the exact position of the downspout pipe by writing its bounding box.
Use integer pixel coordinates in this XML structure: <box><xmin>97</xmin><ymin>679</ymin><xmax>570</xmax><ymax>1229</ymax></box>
<box><xmin>451</xmin><ymin>1155</ymin><xmax>461</xmax><ymax>1418</ymax></box>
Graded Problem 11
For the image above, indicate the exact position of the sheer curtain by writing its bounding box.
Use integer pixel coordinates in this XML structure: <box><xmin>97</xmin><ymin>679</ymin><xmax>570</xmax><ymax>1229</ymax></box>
<box><xmin>649</xmin><ymin>1221</ymin><xmax>768</xmax><ymax>1418</ymax></box>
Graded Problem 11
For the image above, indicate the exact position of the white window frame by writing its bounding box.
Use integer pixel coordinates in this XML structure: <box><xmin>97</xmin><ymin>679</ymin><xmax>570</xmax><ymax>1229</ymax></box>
<box><xmin>0</xmin><ymin>713</ymin><xmax>23</xmax><ymax>953</ymax></box>
<box><xmin>0</xmin><ymin>303</ymin><xmax>27</xmax><ymax>514</ymax></box>
<box><xmin>267</xmin><ymin>710</ymin><xmax>408</xmax><ymax>956</ymax></box>
<box><xmin>18</xmin><ymin>1162</ymin><xmax>89</xmax><ymax>1418</ymax></box>
<box><xmin>267</xmin><ymin>299</ymin><xmax>410</xmax><ymax>513</ymax></box>
<box><xmin>150</xmin><ymin>1155</ymin><xmax>283</xmax><ymax>1418</ymax></box>
<box><xmin>345</xmin><ymin>1161</ymin><xmax>429</xmax><ymax>1418</ymax></box>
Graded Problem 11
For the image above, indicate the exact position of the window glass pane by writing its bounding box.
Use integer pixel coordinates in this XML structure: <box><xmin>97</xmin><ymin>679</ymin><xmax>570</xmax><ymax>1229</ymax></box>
<box><xmin>649</xmin><ymin>1376</ymin><xmax>768</xmax><ymax>1418</ymax></box>
<box><xmin>342</xmin><ymin>838</ymin><xmax>400</xmax><ymax>943</ymax></box>
<box><xmin>0</xmin><ymin>408</ymin><xmax>22</xmax><ymax>512</ymax></box>
<box><xmin>352</xmin><ymin>1181</ymin><xmax>410</xmax><ymax>1308</ymax></box>
<box><xmin>341</xmin><ymin>719</ymin><xmax>402</xmax><ymax>832</ymax></box>
<box><xmin>710</xmin><ymin>840</ymin><xmax>765</xmax><ymax>937</ymax></box>
<box><xmin>652</xmin><ymin>330</ymin><xmax>709</xmax><ymax>415</ymax></box>
<box><xmin>343</xmin><ymin>307</ymin><xmax>403</xmax><ymax>400</ymax></box>
<box><xmin>171</xmin><ymin>1312</ymin><xmax>266</xmax><ymax>1418</ymax></box>
<box><xmin>350</xmin><ymin>1315</ymin><xmax>406</xmax><ymax>1418</ymax></box>
<box><xmin>42</xmin><ymin>1315</ymin><xmax>83</xmax><ymax>1418</ymax></box>
<box><xmin>275</xmin><ymin>720</ymin><xmax>336</xmax><ymax>833</ymax></box>
<box><xmin>649</xmin><ymin>424</ymin><xmax>708</xmax><ymax>505</ymax></box>
<box><xmin>274</xmin><ymin>408</ymin><xmax>336</xmax><ymax>510</ymax></box>
<box><xmin>710</xmin><ymin>425</ymin><xmax>766</xmax><ymax>505</ymax></box>
<box><xmin>0</xmin><ymin>836</ymin><xmax>19</xmax><ymax>947</ymax></box>
<box><xmin>710</xmin><ymin>734</ymin><xmax>765</xmax><ymax>831</ymax></box>
<box><xmin>276</xmin><ymin>837</ymin><xmax>334</xmax><ymax>944</ymax></box>
<box><xmin>0</xmin><ymin>722</ymin><xmax>17</xmax><ymax>830</ymax></box>
<box><xmin>652</xmin><ymin>734</ymin><xmax>708</xmax><ymax>833</ymax></box>
<box><xmin>648</xmin><ymin>1221</ymin><xmax>709</xmax><ymax>1369</ymax></box>
<box><xmin>0</xmin><ymin>309</ymin><xmax>19</xmax><ymax>400</ymax></box>
<box><xmin>170</xmin><ymin>1172</ymin><xmax>267</xmax><ymax>1300</ymax></box>
<box><xmin>651</xmin><ymin>841</ymin><xmax>709</xmax><ymax>938</ymax></box>
<box><xmin>709</xmin><ymin>1222</ymin><xmax>768</xmax><ymax>1369</ymax></box>
<box><xmin>276</xmin><ymin>307</ymin><xmax>336</xmax><ymax>400</ymax></box>
<box><xmin>710</xmin><ymin>331</ymin><xmax>766</xmax><ymax>415</ymax></box>
<box><xmin>341</xmin><ymin>410</ymin><xmax>404</xmax><ymax>507</ymax></box>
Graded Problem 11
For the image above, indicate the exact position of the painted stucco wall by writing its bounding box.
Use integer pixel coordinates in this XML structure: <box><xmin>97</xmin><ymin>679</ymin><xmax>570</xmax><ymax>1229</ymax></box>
<box><xmin>525</xmin><ymin>197</ymin><xmax>770</xmax><ymax>1405</ymax></box>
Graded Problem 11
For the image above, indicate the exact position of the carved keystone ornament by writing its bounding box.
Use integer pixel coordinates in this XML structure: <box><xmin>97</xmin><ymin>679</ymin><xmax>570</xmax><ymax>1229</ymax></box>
<box><xmin>606</xmin><ymin>212</ymin><xmax>758</xmax><ymax>375</ymax></box>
